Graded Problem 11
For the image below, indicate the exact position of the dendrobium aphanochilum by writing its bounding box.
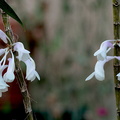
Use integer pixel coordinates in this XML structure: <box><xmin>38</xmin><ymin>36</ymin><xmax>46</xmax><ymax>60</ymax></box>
<box><xmin>86</xmin><ymin>40</ymin><xmax>120</xmax><ymax>81</ymax></box>
<box><xmin>0</xmin><ymin>30</ymin><xmax>40</xmax><ymax>97</ymax></box>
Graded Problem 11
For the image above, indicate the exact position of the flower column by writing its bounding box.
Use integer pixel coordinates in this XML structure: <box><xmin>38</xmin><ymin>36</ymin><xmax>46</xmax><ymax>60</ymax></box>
<box><xmin>113</xmin><ymin>0</ymin><xmax>120</xmax><ymax>119</ymax></box>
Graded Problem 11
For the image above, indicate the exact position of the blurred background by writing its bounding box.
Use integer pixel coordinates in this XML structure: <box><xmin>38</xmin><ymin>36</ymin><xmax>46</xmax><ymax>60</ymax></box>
<box><xmin>0</xmin><ymin>0</ymin><xmax>117</xmax><ymax>120</ymax></box>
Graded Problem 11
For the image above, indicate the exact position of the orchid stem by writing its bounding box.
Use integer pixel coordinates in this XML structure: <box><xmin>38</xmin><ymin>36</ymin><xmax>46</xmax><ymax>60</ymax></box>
<box><xmin>112</xmin><ymin>0</ymin><xmax>120</xmax><ymax>120</ymax></box>
<box><xmin>1</xmin><ymin>9</ymin><xmax>34</xmax><ymax>120</ymax></box>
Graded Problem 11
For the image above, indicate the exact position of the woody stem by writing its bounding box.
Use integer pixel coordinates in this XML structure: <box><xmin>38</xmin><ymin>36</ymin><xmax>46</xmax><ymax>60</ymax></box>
<box><xmin>112</xmin><ymin>0</ymin><xmax>120</xmax><ymax>120</ymax></box>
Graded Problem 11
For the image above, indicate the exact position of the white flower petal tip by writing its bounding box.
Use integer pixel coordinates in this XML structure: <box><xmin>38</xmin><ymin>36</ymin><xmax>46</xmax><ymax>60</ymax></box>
<box><xmin>0</xmin><ymin>87</ymin><xmax>9</xmax><ymax>97</ymax></box>
<box><xmin>0</xmin><ymin>30</ymin><xmax>10</xmax><ymax>43</ymax></box>
<box><xmin>26</xmin><ymin>71</ymin><xmax>40</xmax><ymax>82</ymax></box>
<box><xmin>85</xmin><ymin>72</ymin><xmax>95</xmax><ymax>81</ymax></box>
<box><xmin>3</xmin><ymin>72</ymin><xmax>15</xmax><ymax>83</ymax></box>
<box><xmin>0</xmin><ymin>76</ymin><xmax>9</xmax><ymax>97</ymax></box>
<box><xmin>117</xmin><ymin>73</ymin><xmax>120</xmax><ymax>81</ymax></box>
<box><xmin>34</xmin><ymin>71</ymin><xmax>40</xmax><ymax>80</ymax></box>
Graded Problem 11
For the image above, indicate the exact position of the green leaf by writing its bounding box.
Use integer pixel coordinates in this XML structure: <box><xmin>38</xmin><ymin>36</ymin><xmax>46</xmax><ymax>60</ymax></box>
<box><xmin>0</xmin><ymin>0</ymin><xmax>23</xmax><ymax>26</ymax></box>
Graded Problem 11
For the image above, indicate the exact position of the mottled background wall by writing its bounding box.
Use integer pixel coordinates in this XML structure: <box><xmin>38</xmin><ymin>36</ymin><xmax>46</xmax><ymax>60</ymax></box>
<box><xmin>0</xmin><ymin>0</ymin><xmax>117</xmax><ymax>120</ymax></box>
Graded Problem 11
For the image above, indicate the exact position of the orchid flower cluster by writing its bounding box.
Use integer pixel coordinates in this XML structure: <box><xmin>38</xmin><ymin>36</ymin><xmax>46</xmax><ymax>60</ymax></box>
<box><xmin>0</xmin><ymin>30</ymin><xmax>40</xmax><ymax>97</ymax></box>
<box><xmin>85</xmin><ymin>40</ymin><xmax>120</xmax><ymax>81</ymax></box>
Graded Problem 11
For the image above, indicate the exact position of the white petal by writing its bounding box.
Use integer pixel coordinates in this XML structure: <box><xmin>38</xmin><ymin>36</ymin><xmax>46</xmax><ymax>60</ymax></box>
<box><xmin>97</xmin><ymin>52</ymin><xmax>106</xmax><ymax>61</ymax></box>
<box><xmin>24</xmin><ymin>59</ymin><xmax>35</xmax><ymax>76</ymax></box>
<box><xmin>95</xmin><ymin>72</ymin><xmax>104</xmax><ymax>81</ymax></box>
<box><xmin>0</xmin><ymin>87</ymin><xmax>8</xmax><ymax>97</ymax></box>
<box><xmin>0</xmin><ymin>30</ymin><xmax>10</xmax><ymax>43</ymax></box>
<box><xmin>0</xmin><ymin>77</ymin><xmax>9</xmax><ymax>88</ymax></box>
<box><xmin>4</xmin><ymin>72</ymin><xmax>15</xmax><ymax>82</ymax></box>
<box><xmin>95</xmin><ymin>61</ymin><xmax>105</xmax><ymax>80</ymax></box>
<box><xmin>0</xmin><ymin>63</ymin><xmax>9</xmax><ymax>97</ymax></box>
<box><xmin>115</xmin><ymin>56</ymin><xmax>120</xmax><ymax>61</ymax></box>
<box><xmin>95</xmin><ymin>56</ymin><xmax>115</xmax><ymax>80</ymax></box>
<box><xmin>85</xmin><ymin>72</ymin><xmax>95</xmax><ymax>81</ymax></box>
<box><xmin>94</xmin><ymin>40</ymin><xmax>114</xmax><ymax>60</ymax></box>
<box><xmin>34</xmin><ymin>71</ymin><xmax>40</xmax><ymax>80</ymax></box>
<box><xmin>14</xmin><ymin>42</ymin><xmax>30</xmax><ymax>61</ymax></box>
<box><xmin>1</xmin><ymin>87</ymin><xmax>8</xmax><ymax>92</ymax></box>
<box><xmin>0</xmin><ymin>49</ymin><xmax>9</xmax><ymax>70</ymax></box>
<box><xmin>26</xmin><ymin>72</ymin><xmax>36</xmax><ymax>81</ymax></box>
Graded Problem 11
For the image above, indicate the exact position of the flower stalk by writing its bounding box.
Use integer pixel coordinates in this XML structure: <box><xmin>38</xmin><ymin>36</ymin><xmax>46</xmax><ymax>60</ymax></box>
<box><xmin>112</xmin><ymin>0</ymin><xmax>120</xmax><ymax>119</ymax></box>
<box><xmin>1</xmin><ymin>9</ymin><xmax>34</xmax><ymax>120</ymax></box>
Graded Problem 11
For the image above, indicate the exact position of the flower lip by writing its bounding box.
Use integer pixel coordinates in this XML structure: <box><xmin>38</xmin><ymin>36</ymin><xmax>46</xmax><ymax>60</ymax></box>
<box><xmin>24</xmin><ymin>58</ymin><xmax>40</xmax><ymax>81</ymax></box>
<box><xmin>3</xmin><ymin>51</ymin><xmax>15</xmax><ymax>82</ymax></box>
<box><xmin>85</xmin><ymin>56</ymin><xmax>115</xmax><ymax>81</ymax></box>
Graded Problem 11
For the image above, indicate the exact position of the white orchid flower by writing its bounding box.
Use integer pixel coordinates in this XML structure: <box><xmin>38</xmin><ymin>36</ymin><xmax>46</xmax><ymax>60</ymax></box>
<box><xmin>3</xmin><ymin>51</ymin><xmax>15</xmax><ymax>82</ymax></box>
<box><xmin>14</xmin><ymin>42</ymin><xmax>40</xmax><ymax>81</ymax></box>
<box><xmin>85</xmin><ymin>56</ymin><xmax>115</xmax><ymax>81</ymax></box>
<box><xmin>94</xmin><ymin>40</ymin><xmax>115</xmax><ymax>60</ymax></box>
<box><xmin>24</xmin><ymin>58</ymin><xmax>40</xmax><ymax>81</ymax></box>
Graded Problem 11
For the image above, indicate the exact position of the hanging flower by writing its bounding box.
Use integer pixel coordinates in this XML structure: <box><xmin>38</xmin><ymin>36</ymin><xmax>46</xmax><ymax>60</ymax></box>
<box><xmin>14</xmin><ymin>42</ymin><xmax>40</xmax><ymax>81</ymax></box>
<box><xmin>85</xmin><ymin>56</ymin><xmax>115</xmax><ymax>81</ymax></box>
<box><xmin>94</xmin><ymin>40</ymin><xmax>114</xmax><ymax>60</ymax></box>
<box><xmin>85</xmin><ymin>40</ymin><xmax>120</xmax><ymax>81</ymax></box>
<box><xmin>3</xmin><ymin>51</ymin><xmax>15</xmax><ymax>82</ymax></box>
<box><xmin>24</xmin><ymin>58</ymin><xmax>40</xmax><ymax>81</ymax></box>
